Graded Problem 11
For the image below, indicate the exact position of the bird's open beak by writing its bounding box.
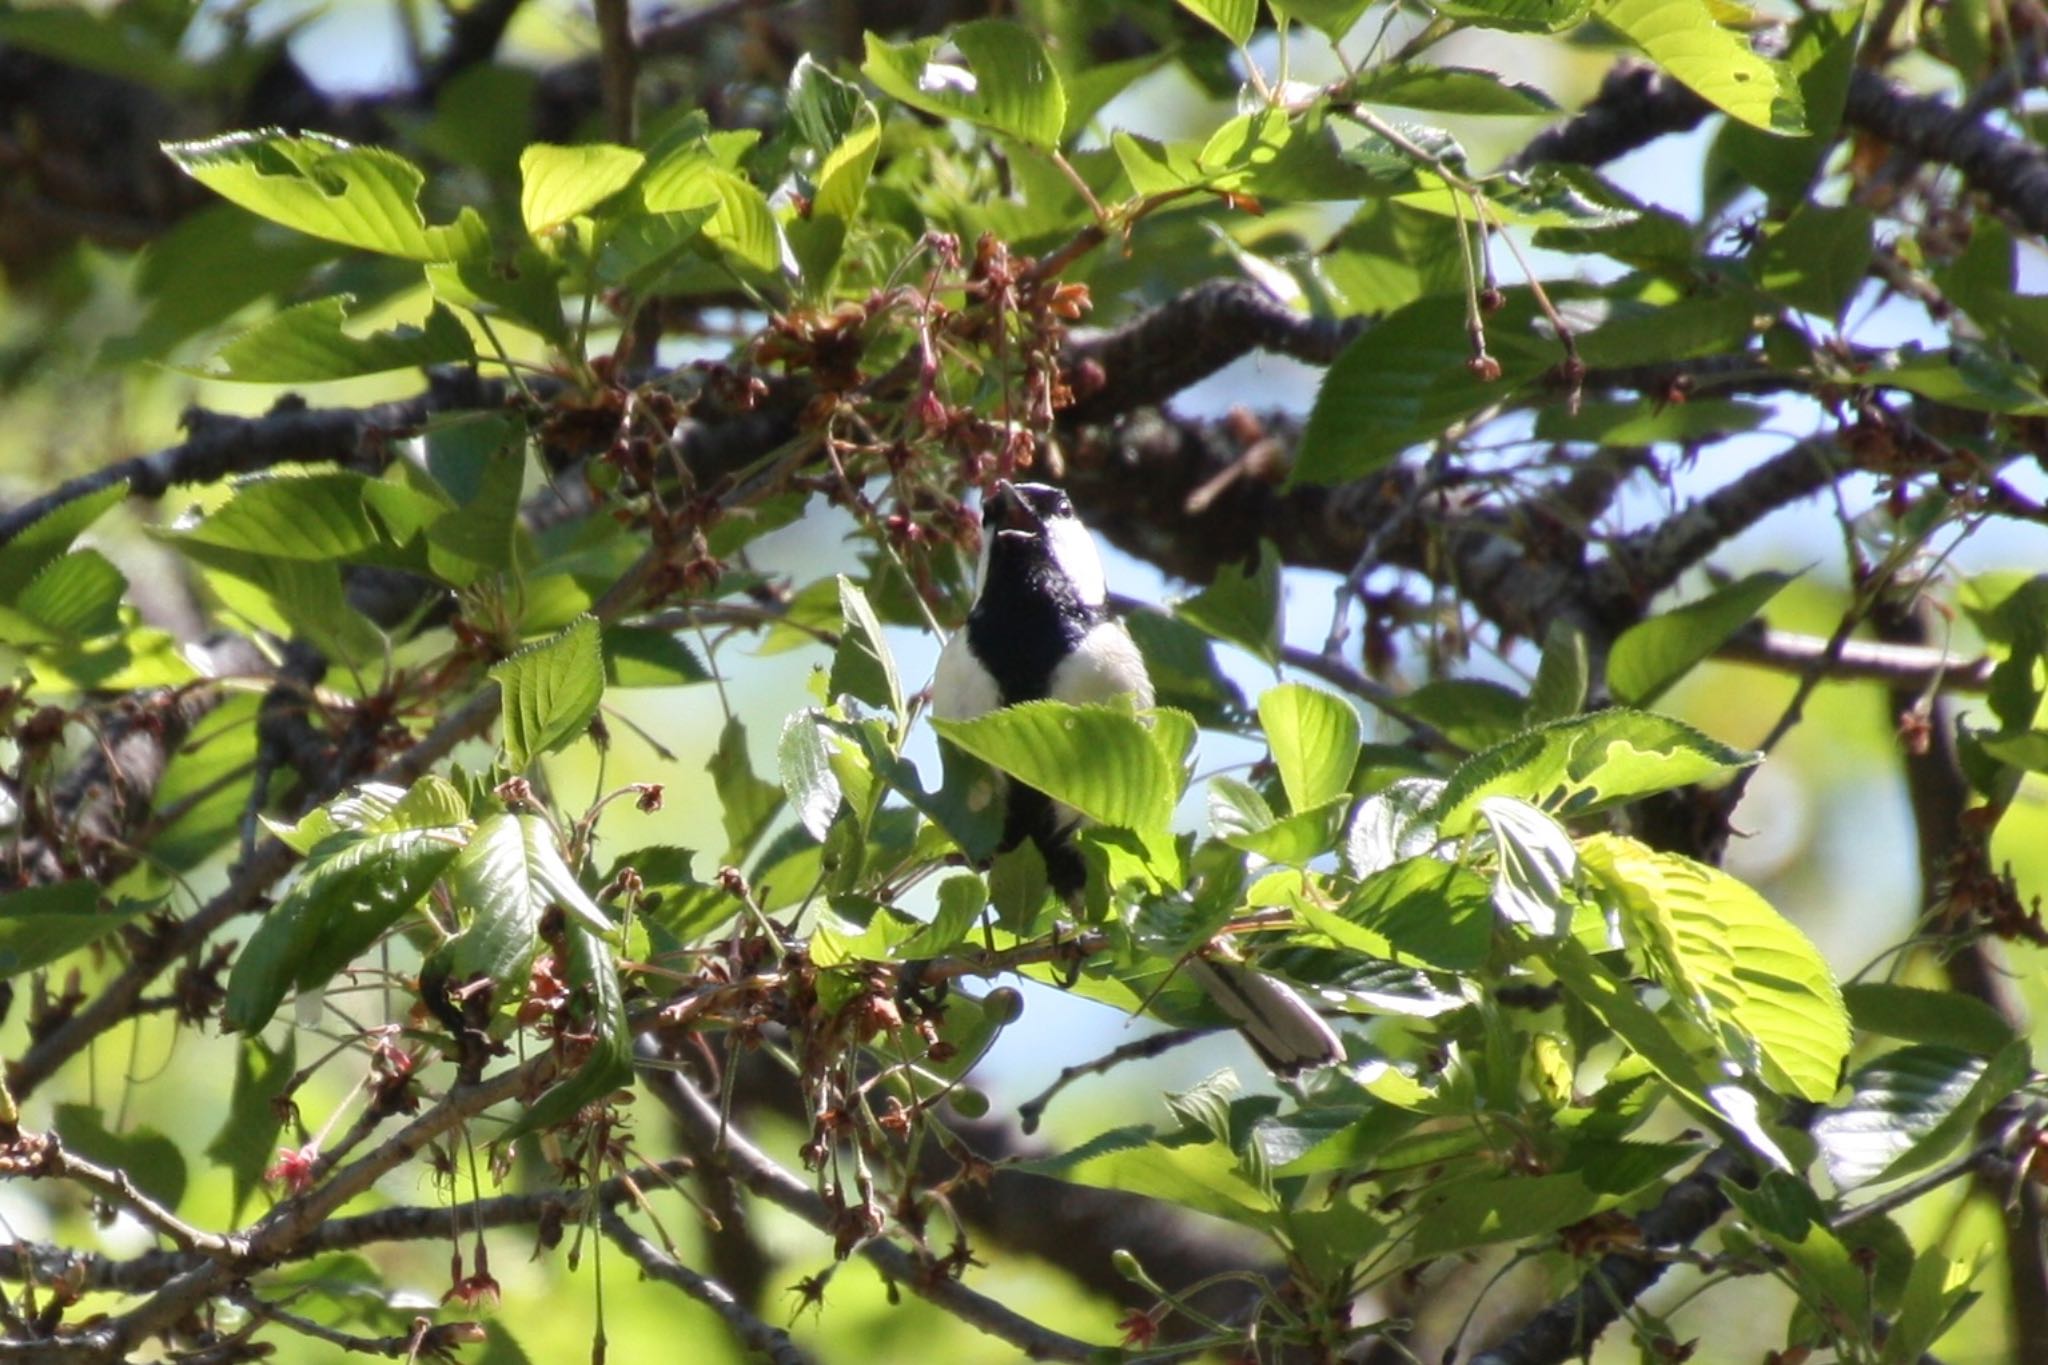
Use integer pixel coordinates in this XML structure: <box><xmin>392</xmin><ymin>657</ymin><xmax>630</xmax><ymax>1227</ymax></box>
<box><xmin>988</xmin><ymin>479</ymin><xmax>1041</xmax><ymax>532</ymax></box>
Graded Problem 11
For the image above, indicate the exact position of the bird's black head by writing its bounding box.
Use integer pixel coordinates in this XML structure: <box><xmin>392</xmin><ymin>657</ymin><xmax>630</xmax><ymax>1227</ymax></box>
<box><xmin>973</xmin><ymin>480</ymin><xmax>1104</xmax><ymax>610</ymax></box>
<box><xmin>982</xmin><ymin>480</ymin><xmax>1074</xmax><ymax>537</ymax></box>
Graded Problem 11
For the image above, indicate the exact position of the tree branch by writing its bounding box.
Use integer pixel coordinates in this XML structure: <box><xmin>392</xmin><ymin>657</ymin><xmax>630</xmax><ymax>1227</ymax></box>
<box><xmin>601</xmin><ymin>1208</ymin><xmax>815</xmax><ymax>1365</ymax></box>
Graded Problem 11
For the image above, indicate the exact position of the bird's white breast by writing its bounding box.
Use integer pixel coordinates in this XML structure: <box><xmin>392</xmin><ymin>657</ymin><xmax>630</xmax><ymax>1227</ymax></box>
<box><xmin>931</xmin><ymin>628</ymin><xmax>1002</xmax><ymax>721</ymax></box>
<box><xmin>1048</xmin><ymin>621</ymin><xmax>1154</xmax><ymax>709</ymax></box>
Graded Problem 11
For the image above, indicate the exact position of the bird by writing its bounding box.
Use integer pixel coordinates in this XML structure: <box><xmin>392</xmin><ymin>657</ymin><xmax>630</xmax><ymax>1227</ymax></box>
<box><xmin>931</xmin><ymin>479</ymin><xmax>1343</xmax><ymax>1074</ymax></box>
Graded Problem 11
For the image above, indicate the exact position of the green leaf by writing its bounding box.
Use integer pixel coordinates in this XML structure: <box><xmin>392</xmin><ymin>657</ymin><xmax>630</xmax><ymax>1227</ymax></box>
<box><xmin>0</xmin><ymin>483</ymin><xmax>127</xmax><ymax>600</ymax></box>
<box><xmin>1342</xmin><ymin>855</ymin><xmax>1493</xmax><ymax>972</ymax></box>
<box><xmin>603</xmin><ymin>627</ymin><xmax>708</xmax><ymax>687</ymax></box>
<box><xmin>1609</xmin><ymin>571</ymin><xmax>1793</xmax><ymax>706</ymax></box>
<box><xmin>1175</xmin><ymin>0</ymin><xmax>1257</xmax><ymax>44</ymax></box>
<box><xmin>1294</xmin><ymin>292</ymin><xmax>1549</xmax><ymax>486</ymax></box>
<box><xmin>902</xmin><ymin>873</ymin><xmax>987</xmax><ymax>957</ymax></box>
<box><xmin>519</xmin><ymin>142</ymin><xmax>645</xmax><ymax>236</ymax></box>
<box><xmin>1842</xmin><ymin>982</ymin><xmax>2017</xmax><ymax>1055</ymax></box>
<box><xmin>164</xmin><ymin>131</ymin><xmax>489</xmax><ymax>262</ymax></box>
<box><xmin>1258</xmin><ymin>683</ymin><xmax>1359</xmax><ymax>814</ymax></box>
<box><xmin>1525</xmin><ymin>620</ymin><xmax>1588</xmax><ymax>723</ymax></box>
<box><xmin>0</xmin><ymin>880</ymin><xmax>136</xmax><ymax>975</ymax></box>
<box><xmin>205</xmin><ymin>296</ymin><xmax>475</xmax><ymax>382</ymax></box>
<box><xmin>861</xmin><ymin>21</ymin><xmax>1067</xmax><ymax>149</ymax></box>
<box><xmin>491</xmin><ymin>615</ymin><xmax>605</xmax><ymax>769</ymax></box>
<box><xmin>1758</xmin><ymin>203</ymin><xmax>1874</xmax><ymax>318</ymax></box>
<box><xmin>55</xmin><ymin>1104</ymin><xmax>186</xmax><ymax>1210</ymax></box>
<box><xmin>830</xmin><ymin>576</ymin><xmax>903</xmax><ymax>720</ymax></box>
<box><xmin>1534</xmin><ymin>397</ymin><xmax>1772</xmax><ymax>444</ymax></box>
<box><xmin>1479</xmin><ymin>796</ymin><xmax>1577</xmax><ymax>937</ymax></box>
<box><xmin>1430</xmin><ymin>0</ymin><xmax>1593</xmax><ymax>33</ymax></box>
<box><xmin>10</xmin><ymin>549</ymin><xmax>128</xmax><ymax>642</ymax></box>
<box><xmin>1409</xmin><ymin>1148</ymin><xmax>1689</xmax><ymax>1257</ymax></box>
<box><xmin>710</xmin><ymin>717</ymin><xmax>785</xmax><ymax>862</ymax></box>
<box><xmin>933</xmin><ymin>702</ymin><xmax>1178</xmax><ymax>834</ymax></box>
<box><xmin>637</xmin><ymin>147</ymin><xmax>783</xmax><ymax>275</ymax></box>
<box><xmin>1814</xmin><ymin>1043</ymin><xmax>2029</xmax><ymax>1190</ymax></box>
<box><xmin>1176</xmin><ymin>543</ymin><xmax>1281</xmax><ymax>664</ymax></box>
<box><xmin>205</xmin><ymin>1034</ymin><xmax>296</xmax><ymax>1221</ymax></box>
<box><xmin>501</xmin><ymin>923</ymin><xmax>634</xmax><ymax>1140</ymax></box>
<box><xmin>178</xmin><ymin>472</ymin><xmax>382</xmax><ymax>561</ymax></box>
<box><xmin>1434</xmin><ymin>709</ymin><xmax>1757</xmax><ymax>835</ymax></box>
<box><xmin>1021</xmin><ymin>1125</ymin><xmax>1275</xmax><ymax>1222</ymax></box>
<box><xmin>1713</xmin><ymin>6</ymin><xmax>1859</xmax><ymax>206</ymax></box>
<box><xmin>779</xmin><ymin>711</ymin><xmax>844</xmax><ymax>842</ymax></box>
<box><xmin>1540</xmin><ymin>937</ymin><xmax>1792</xmax><ymax>1167</ymax></box>
<box><xmin>789</xmin><ymin>106</ymin><xmax>880</xmax><ymax>286</ymax></box>
<box><xmin>1343</xmin><ymin>778</ymin><xmax>1445</xmax><ymax>878</ymax></box>
<box><xmin>1594</xmin><ymin>0</ymin><xmax>1796</xmax><ymax>133</ymax></box>
<box><xmin>1581</xmin><ymin>833</ymin><xmax>1849</xmax><ymax>1102</ymax></box>
<box><xmin>1350</xmin><ymin>63</ymin><xmax>1560</xmax><ymax>115</ymax></box>
<box><xmin>425</xmin><ymin>246</ymin><xmax>571</xmax><ymax>346</ymax></box>
<box><xmin>225</xmin><ymin>824</ymin><xmax>465</xmax><ymax>1032</ymax></box>
<box><xmin>1268</xmin><ymin>0</ymin><xmax>1375</xmax><ymax>40</ymax></box>
<box><xmin>1883</xmin><ymin>1247</ymin><xmax>1980</xmax><ymax>1365</ymax></box>
<box><xmin>442</xmin><ymin>813</ymin><xmax>613</xmax><ymax>986</ymax></box>
<box><xmin>789</xmin><ymin>55</ymin><xmax>868</xmax><ymax>151</ymax></box>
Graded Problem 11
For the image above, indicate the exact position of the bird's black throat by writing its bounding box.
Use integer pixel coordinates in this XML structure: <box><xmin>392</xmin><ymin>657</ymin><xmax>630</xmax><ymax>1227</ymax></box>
<box><xmin>966</xmin><ymin>530</ymin><xmax>1104</xmax><ymax>894</ymax></box>
<box><xmin>965</xmin><ymin>533</ymin><xmax>1104</xmax><ymax>705</ymax></box>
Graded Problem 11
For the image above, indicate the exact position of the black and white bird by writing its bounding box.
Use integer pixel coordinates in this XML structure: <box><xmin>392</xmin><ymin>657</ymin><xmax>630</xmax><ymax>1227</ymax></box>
<box><xmin>932</xmin><ymin>480</ymin><xmax>1343</xmax><ymax>1074</ymax></box>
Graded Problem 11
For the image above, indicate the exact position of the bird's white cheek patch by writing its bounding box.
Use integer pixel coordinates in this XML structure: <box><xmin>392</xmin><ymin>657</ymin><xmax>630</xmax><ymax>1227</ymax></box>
<box><xmin>1044</xmin><ymin>518</ymin><xmax>1107</xmax><ymax>607</ymax></box>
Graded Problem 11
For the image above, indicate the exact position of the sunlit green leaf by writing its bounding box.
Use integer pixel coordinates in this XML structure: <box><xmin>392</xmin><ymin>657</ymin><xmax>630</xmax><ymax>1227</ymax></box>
<box><xmin>861</xmin><ymin>21</ymin><xmax>1066</xmax><ymax>149</ymax></box>
<box><xmin>164</xmin><ymin>131</ymin><xmax>490</xmax><ymax>261</ymax></box>
<box><xmin>205</xmin><ymin>296</ymin><xmax>475</xmax><ymax>382</ymax></box>
<box><xmin>491</xmin><ymin>615</ymin><xmax>605</xmax><ymax>769</ymax></box>
<box><xmin>1581</xmin><ymin>833</ymin><xmax>1849</xmax><ymax>1102</ymax></box>
<box><xmin>1594</xmin><ymin>0</ymin><xmax>1796</xmax><ymax>133</ymax></box>
<box><xmin>519</xmin><ymin>142</ymin><xmax>645</xmax><ymax>236</ymax></box>
<box><xmin>934</xmin><ymin>702</ymin><xmax>1179</xmax><ymax>834</ymax></box>
<box><xmin>1258</xmin><ymin>683</ymin><xmax>1359</xmax><ymax>814</ymax></box>
<box><xmin>1609</xmin><ymin>571</ymin><xmax>1793</xmax><ymax>706</ymax></box>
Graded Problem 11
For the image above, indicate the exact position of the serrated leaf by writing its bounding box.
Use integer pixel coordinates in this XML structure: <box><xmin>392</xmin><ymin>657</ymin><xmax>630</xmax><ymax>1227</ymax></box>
<box><xmin>1342</xmin><ymin>778</ymin><xmax>1444</xmax><ymax>879</ymax></box>
<box><xmin>1534</xmin><ymin>397</ymin><xmax>1772</xmax><ymax>444</ymax></box>
<box><xmin>0</xmin><ymin>880</ymin><xmax>135</xmax><ymax>976</ymax></box>
<box><xmin>637</xmin><ymin>148</ymin><xmax>782</xmax><ymax>275</ymax></box>
<box><xmin>789</xmin><ymin>106</ymin><xmax>880</xmax><ymax>286</ymax></box>
<box><xmin>225</xmin><ymin>824</ymin><xmax>465</xmax><ymax>1032</ymax></box>
<box><xmin>501</xmin><ymin>923</ymin><xmax>633</xmax><ymax>1140</ymax></box>
<box><xmin>711</xmin><ymin>716</ymin><xmax>785</xmax><ymax>862</ymax></box>
<box><xmin>1609</xmin><ymin>571</ymin><xmax>1794</xmax><ymax>706</ymax></box>
<box><xmin>441</xmin><ymin>813</ymin><xmax>613</xmax><ymax>987</ymax></box>
<box><xmin>1431</xmin><ymin>0</ymin><xmax>1593</xmax><ymax>33</ymax></box>
<box><xmin>491</xmin><ymin>615</ymin><xmax>605</xmax><ymax>769</ymax></box>
<box><xmin>425</xmin><ymin>245</ymin><xmax>571</xmax><ymax>345</ymax></box>
<box><xmin>933</xmin><ymin>702</ymin><xmax>1178</xmax><ymax>834</ymax></box>
<box><xmin>1268</xmin><ymin>0</ymin><xmax>1375</xmax><ymax>40</ymax></box>
<box><xmin>1259</xmin><ymin>683</ymin><xmax>1359</xmax><ymax>814</ymax></box>
<box><xmin>603</xmin><ymin>627</ymin><xmax>708</xmax><ymax>687</ymax></box>
<box><xmin>180</xmin><ymin>471</ymin><xmax>381</xmax><ymax>561</ymax></box>
<box><xmin>1581</xmin><ymin>833</ymin><xmax>1849</xmax><ymax>1102</ymax></box>
<box><xmin>164</xmin><ymin>130</ymin><xmax>489</xmax><ymax>262</ymax></box>
<box><xmin>205</xmin><ymin>296</ymin><xmax>474</xmax><ymax>382</ymax></box>
<box><xmin>789</xmin><ymin>55</ymin><xmax>867</xmax><ymax>151</ymax></box>
<box><xmin>1759</xmin><ymin>203</ymin><xmax>1874</xmax><ymax>318</ymax></box>
<box><xmin>1176</xmin><ymin>543</ymin><xmax>1281</xmax><ymax>664</ymax></box>
<box><xmin>1020</xmin><ymin>1124</ymin><xmax>1274</xmax><ymax>1221</ymax></box>
<box><xmin>1176</xmin><ymin>0</ymin><xmax>1257</xmax><ymax>44</ymax></box>
<box><xmin>830</xmin><ymin>576</ymin><xmax>902</xmax><ymax>720</ymax></box>
<box><xmin>1479</xmin><ymin>796</ymin><xmax>1577</xmax><ymax>937</ymax></box>
<box><xmin>1435</xmin><ymin>709</ymin><xmax>1757</xmax><ymax>834</ymax></box>
<box><xmin>1526</xmin><ymin>620</ymin><xmax>1588</xmax><ymax>722</ymax></box>
<box><xmin>779</xmin><ymin>710</ymin><xmax>843</xmax><ymax>842</ymax></box>
<box><xmin>55</xmin><ymin>1105</ymin><xmax>186</xmax><ymax>1210</ymax></box>
<box><xmin>519</xmin><ymin>142</ymin><xmax>644</xmax><ymax>236</ymax></box>
<box><xmin>12</xmin><ymin>549</ymin><xmax>127</xmax><ymax>642</ymax></box>
<box><xmin>1294</xmin><ymin>292</ymin><xmax>1549</xmax><ymax>486</ymax></box>
<box><xmin>0</xmin><ymin>484</ymin><xmax>127</xmax><ymax>601</ymax></box>
<box><xmin>1842</xmin><ymin>982</ymin><xmax>2017</xmax><ymax>1055</ymax></box>
<box><xmin>1814</xmin><ymin>1043</ymin><xmax>2028</xmax><ymax>1190</ymax></box>
<box><xmin>1351</xmin><ymin>63</ymin><xmax>1560</xmax><ymax>115</ymax></box>
<box><xmin>1409</xmin><ymin>1151</ymin><xmax>1687</xmax><ymax>1257</ymax></box>
<box><xmin>903</xmin><ymin>873</ymin><xmax>989</xmax><ymax>957</ymax></box>
<box><xmin>1595</xmin><ymin>0</ymin><xmax>1795</xmax><ymax>133</ymax></box>
<box><xmin>206</xmin><ymin>1034</ymin><xmax>295</xmax><ymax>1221</ymax></box>
<box><xmin>861</xmin><ymin>21</ymin><xmax>1066</xmax><ymax>149</ymax></box>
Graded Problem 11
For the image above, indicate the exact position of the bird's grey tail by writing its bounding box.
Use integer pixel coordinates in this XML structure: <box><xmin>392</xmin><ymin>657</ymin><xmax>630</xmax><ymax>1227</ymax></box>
<box><xmin>1182</xmin><ymin>958</ymin><xmax>1344</xmax><ymax>1075</ymax></box>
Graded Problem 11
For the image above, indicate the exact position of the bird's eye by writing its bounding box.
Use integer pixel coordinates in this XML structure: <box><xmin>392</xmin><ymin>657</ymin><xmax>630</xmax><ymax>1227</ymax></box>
<box><xmin>1056</xmin><ymin>496</ymin><xmax>1072</xmax><ymax>515</ymax></box>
